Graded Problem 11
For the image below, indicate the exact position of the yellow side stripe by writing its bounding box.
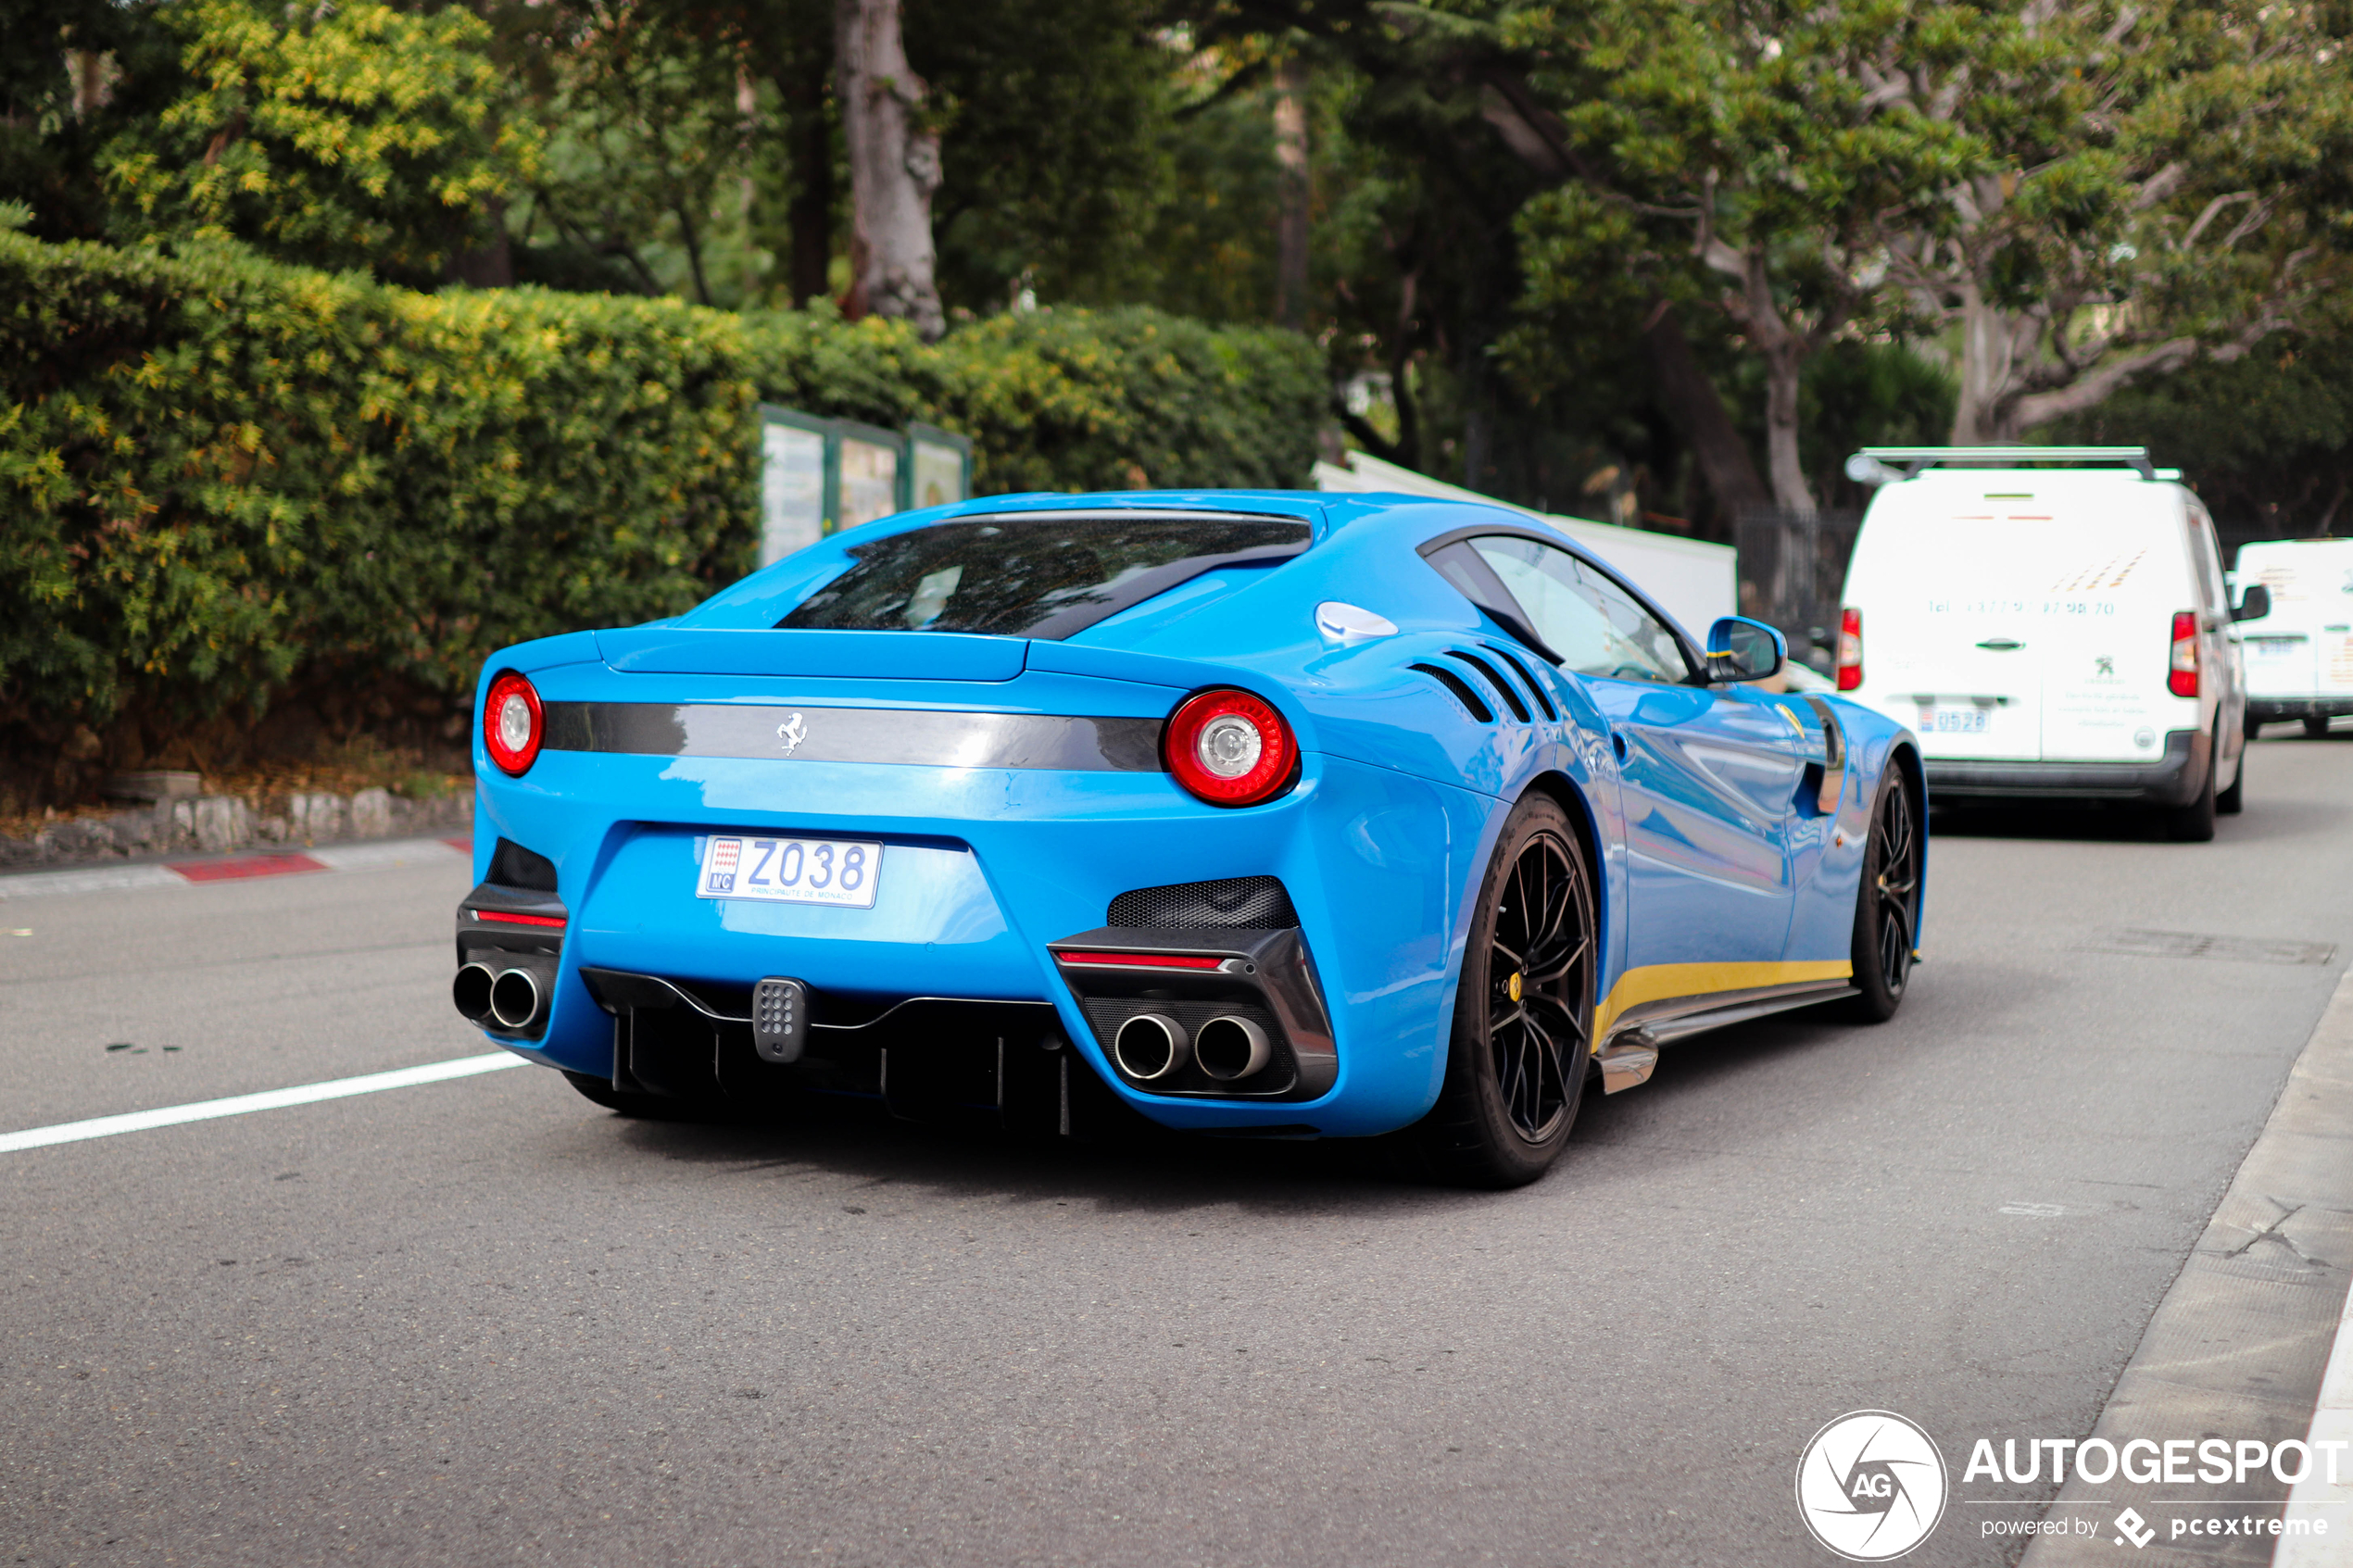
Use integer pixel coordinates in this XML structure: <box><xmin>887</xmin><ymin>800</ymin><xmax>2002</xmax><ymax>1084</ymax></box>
<box><xmin>1592</xmin><ymin>959</ymin><xmax>1854</xmax><ymax>1046</ymax></box>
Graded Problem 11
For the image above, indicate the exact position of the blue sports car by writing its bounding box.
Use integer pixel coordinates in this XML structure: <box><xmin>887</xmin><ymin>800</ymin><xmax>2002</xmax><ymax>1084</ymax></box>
<box><xmin>452</xmin><ymin>490</ymin><xmax>1924</xmax><ymax>1185</ymax></box>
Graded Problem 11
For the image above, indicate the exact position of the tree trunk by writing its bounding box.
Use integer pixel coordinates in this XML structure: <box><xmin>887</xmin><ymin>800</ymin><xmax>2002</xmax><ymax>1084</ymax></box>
<box><xmin>1272</xmin><ymin>56</ymin><xmax>1310</xmax><ymax>331</ymax></box>
<box><xmin>1642</xmin><ymin>302</ymin><xmax>1769</xmax><ymax>529</ymax></box>
<box><xmin>1762</xmin><ymin>344</ymin><xmax>1816</xmax><ymax>516</ymax></box>
<box><xmin>1949</xmin><ymin>281</ymin><xmax>2012</xmax><ymax>444</ymax></box>
<box><xmin>786</xmin><ymin>43</ymin><xmax>835</xmax><ymax>310</ymax></box>
<box><xmin>835</xmin><ymin>0</ymin><xmax>943</xmax><ymax>341</ymax></box>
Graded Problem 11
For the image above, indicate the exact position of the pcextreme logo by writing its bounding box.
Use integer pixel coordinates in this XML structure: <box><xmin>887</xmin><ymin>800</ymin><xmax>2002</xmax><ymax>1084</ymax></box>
<box><xmin>1795</xmin><ymin>1411</ymin><xmax>1950</xmax><ymax>1561</ymax></box>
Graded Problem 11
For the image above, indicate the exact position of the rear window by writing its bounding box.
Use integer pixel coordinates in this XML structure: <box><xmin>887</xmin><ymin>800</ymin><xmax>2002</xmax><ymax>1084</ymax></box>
<box><xmin>778</xmin><ymin>512</ymin><xmax>1312</xmax><ymax>640</ymax></box>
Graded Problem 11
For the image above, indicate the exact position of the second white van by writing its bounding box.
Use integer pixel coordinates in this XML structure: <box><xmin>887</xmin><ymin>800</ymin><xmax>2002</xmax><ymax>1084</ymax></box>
<box><xmin>2233</xmin><ymin>535</ymin><xmax>2353</xmax><ymax>736</ymax></box>
<box><xmin>1834</xmin><ymin>447</ymin><xmax>2266</xmax><ymax>841</ymax></box>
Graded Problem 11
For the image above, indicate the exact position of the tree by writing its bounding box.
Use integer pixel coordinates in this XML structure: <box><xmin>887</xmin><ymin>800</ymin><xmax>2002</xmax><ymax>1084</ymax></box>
<box><xmin>1504</xmin><ymin>0</ymin><xmax>1978</xmax><ymax>514</ymax></box>
<box><xmin>907</xmin><ymin>0</ymin><xmax>1179</xmax><ymax>313</ymax></box>
<box><xmin>94</xmin><ymin>0</ymin><xmax>535</xmax><ymax>282</ymax></box>
<box><xmin>507</xmin><ymin>0</ymin><xmax>755</xmax><ymax>304</ymax></box>
<box><xmin>1876</xmin><ymin>0</ymin><xmax>2353</xmax><ymax>442</ymax></box>
<box><xmin>837</xmin><ymin>0</ymin><xmax>943</xmax><ymax>338</ymax></box>
<box><xmin>1180</xmin><ymin>0</ymin><xmax>1780</xmax><ymax>521</ymax></box>
<box><xmin>0</xmin><ymin>0</ymin><xmax>182</xmax><ymax>245</ymax></box>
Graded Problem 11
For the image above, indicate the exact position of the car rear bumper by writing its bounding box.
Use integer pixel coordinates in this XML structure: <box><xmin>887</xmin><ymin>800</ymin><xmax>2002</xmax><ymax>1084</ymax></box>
<box><xmin>462</xmin><ymin>746</ymin><xmax>1489</xmax><ymax>1137</ymax></box>
<box><xmin>1924</xmin><ymin>728</ymin><xmax>2205</xmax><ymax>805</ymax></box>
<box><xmin>2250</xmin><ymin>697</ymin><xmax>2353</xmax><ymax>722</ymax></box>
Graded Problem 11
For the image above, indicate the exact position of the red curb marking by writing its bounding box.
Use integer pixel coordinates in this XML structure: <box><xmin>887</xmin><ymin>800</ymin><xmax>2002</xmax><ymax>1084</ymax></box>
<box><xmin>169</xmin><ymin>853</ymin><xmax>330</xmax><ymax>884</ymax></box>
<box><xmin>442</xmin><ymin>836</ymin><xmax>472</xmax><ymax>852</ymax></box>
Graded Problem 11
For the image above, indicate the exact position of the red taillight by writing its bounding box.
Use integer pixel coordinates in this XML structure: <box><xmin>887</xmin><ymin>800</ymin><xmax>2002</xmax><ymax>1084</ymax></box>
<box><xmin>471</xmin><ymin>908</ymin><xmax>565</xmax><ymax>929</ymax></box>
<box><xmin>1164</xmin><ymin>688</ymin><xmax>1298</xmax><ymax>807</ymax></box>
<box><xmin>1835</xmin><ymin>607</ymin><xmax>1863</xmax><ymax>691</ymax></box>
<box><xmin>2168</xmin><ymin>610</ymin><xmax>2199</xmax><ymax>698</ymax></box>
<box><xmin>484</xmin><ymin>671</ymin><xmax>544</xmax><ymax>775</ymax></box>
<box><xmin>1055</xmin><ymin>951</ymin><xmax>1227</xmax><ymax>970</ymax></box>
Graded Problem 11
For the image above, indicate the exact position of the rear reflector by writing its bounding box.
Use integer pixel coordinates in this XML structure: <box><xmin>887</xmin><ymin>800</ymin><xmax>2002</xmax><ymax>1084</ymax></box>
<box><xmin>1055</xmin><ymin>951</ymin><xmax>1227</xmax><ymax>970</ymax></box>
<box><xmin>472</xmin><ymin>909</ymin><xmax>567</xmax><ymax>929</ymax></box>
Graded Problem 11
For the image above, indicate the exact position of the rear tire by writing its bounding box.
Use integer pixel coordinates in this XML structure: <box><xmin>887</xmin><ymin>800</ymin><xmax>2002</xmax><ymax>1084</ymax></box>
<box><xmin>2307</xmin><ymin>716</ymin><xmax>2333</xmax><ymax>738</ymax></box>
<box><xmin>1405</xmin><ymin>794</ymin><xmax>1597</xmax><ymax>1189</ymax></box>
<box><xmin>2162</xmin><ymin>734</ymin><xmax>2218</xmax><ymax>841</ymax></box>
<box><xmin>1842</xmin><ymin>766</ymin><xmax>1920</xmax><ymax>1023</ymax></box>
<box><xmin>2216</xmin><ymin>738</ymin><xmax>2245</xmax><ymax>815</ymax></box>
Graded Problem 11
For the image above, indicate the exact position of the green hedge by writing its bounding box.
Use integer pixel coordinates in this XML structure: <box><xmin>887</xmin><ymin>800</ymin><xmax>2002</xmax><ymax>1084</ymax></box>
<box><xmin>0</xmin><ymin>231</ymin><xmax>1322</xmax><ymax>791</ymax></box>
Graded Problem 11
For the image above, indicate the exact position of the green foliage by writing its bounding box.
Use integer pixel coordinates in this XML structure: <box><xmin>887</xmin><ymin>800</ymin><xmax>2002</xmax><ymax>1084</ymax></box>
<box><xmin>912</xmin><ymin>0</ymin><xmax>1181</xmax><ymax>312</ymax></box>
<box><xmin>2057</xmin><ymin>328</ymin><xmax>2353</xmax><ymax>543</ymax></box>
<box><xmin>0</xmin><ymin>230</ymin><xmax>1320</xmax><ymax>764</ymax></box>
<box><xmin>94</xmin><ymin>0</ymin><xmax>534</xmax><ymax>282</ymax></box>
<box><xmin>510</xmin><ymin>0</ymin><xmax>763</xmax><ymax>307</ymax></box>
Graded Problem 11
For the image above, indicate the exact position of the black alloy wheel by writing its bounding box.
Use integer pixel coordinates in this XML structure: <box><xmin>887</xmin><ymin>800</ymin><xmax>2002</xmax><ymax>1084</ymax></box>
<box><xmin>1407</xmin><ymin>794</ymin><xmax>1597</xmax><ymax>1187</ymax></box>
<box><xmin>1844</xmin><ymin>769</ymin><xmax>1920</xmax><ymax>1022</ymax></box>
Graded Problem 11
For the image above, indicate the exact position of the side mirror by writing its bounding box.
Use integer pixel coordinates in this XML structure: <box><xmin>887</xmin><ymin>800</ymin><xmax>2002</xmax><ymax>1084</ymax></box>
<box><xmin>1705</xmin><ymin>616</ymin><xmax>1787</xmax><ymax>682</ymax></box>
<box><xmin>2232</xmin><ymin>583</ymin><xmax>2271</xmax><ymax>622</ymax></box>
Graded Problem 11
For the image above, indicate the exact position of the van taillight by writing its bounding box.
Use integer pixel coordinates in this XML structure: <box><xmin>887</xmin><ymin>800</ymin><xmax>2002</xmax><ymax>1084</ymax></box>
<box><xmin>1835</xmin><ymin>608</ymin><xmax>1863</xmax><ymax>691</ymax></box>
<box><xmin>2168</xmin><ymin>611</ymin><xmax>2199</xmax><ymax>698</ymax></box>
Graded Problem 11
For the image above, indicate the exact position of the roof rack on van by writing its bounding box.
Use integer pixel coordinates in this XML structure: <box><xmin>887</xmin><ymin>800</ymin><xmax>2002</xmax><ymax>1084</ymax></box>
<box><xmin>1851</xmin><ymin>445</ymin><xmax>2156</xmax><ymax>483</ymax></box>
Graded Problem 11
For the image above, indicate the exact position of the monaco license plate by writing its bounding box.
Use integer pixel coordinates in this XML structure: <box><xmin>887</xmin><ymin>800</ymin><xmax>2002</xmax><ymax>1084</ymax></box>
<box><xmin>1919</xmin><ymin>707</ymin><xmax>1991</xmax><ymax>734</ymax></box>
<box><xmin>696</xmin><ymin>834</ymin><xmax>882</xmax><ymax>909</ymax></box>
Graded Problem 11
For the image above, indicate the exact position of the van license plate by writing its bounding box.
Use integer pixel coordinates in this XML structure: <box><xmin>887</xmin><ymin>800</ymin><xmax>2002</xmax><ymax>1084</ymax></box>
<box><xmin>697</xmin><ymin>835</ymin><xmax>882</xmax><ymax>908</ymax></box>
<box><xmin>1920</xmin><ymin>708</ymin><xmax>1990</xmax><ymax>734</ymax></box>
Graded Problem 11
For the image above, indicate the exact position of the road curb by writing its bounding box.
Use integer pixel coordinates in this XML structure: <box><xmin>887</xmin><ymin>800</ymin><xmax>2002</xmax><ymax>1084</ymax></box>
<box><xmin>2021</xmin><ymin>966</ymin><xmax>2353</xmax><ymax>1567</ymax></box>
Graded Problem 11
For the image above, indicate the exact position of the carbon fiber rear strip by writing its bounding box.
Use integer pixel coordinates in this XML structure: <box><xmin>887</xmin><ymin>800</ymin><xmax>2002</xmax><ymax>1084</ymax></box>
<box><xmin>540</xmin><ymin>701</ymin><xmax>1164</xmax><ymax>771</ymax></box>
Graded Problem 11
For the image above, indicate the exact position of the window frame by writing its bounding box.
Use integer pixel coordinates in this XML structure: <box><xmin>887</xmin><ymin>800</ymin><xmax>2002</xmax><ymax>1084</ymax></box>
<box><xmin>1416</xmin><ymin>524</ymin><xmax>1705</xmax><ymax>686</ymax></box>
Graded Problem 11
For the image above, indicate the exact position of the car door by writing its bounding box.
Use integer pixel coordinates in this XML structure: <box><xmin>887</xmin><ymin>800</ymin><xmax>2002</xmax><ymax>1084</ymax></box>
<box><xmin>1429</xmin><ymin>534</ymin><xmax>1803</xmax><ymax>971</ymax></box>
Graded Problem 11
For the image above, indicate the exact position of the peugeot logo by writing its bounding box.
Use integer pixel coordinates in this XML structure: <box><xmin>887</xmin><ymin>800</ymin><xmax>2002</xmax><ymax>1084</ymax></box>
<box><xmin>777</xmin><ymin>712</ymin><xmax>807</xmax><ymax>754</ymax></box>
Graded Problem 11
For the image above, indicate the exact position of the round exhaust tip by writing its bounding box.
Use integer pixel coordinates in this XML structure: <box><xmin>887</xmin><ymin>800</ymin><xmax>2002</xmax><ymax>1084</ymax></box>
<box><xmin>452</xmin><ymin>963</ymin><xmax>497</xmax><ymax>1023</ymax></box>
<box><xmin>1195</xmin><ymin>1015</ymin><xmax>1271</xmax><ymax>1081</ymax></box>
<box><xmin>488</xmin><ymin>968</ymin><xmax>543</xmax><ymax>1031</ymax></box>
<box><xmin>1112</xmin><ymin>1012</ymin><xmax>1189</xmax><ymax>1082</ymax></box>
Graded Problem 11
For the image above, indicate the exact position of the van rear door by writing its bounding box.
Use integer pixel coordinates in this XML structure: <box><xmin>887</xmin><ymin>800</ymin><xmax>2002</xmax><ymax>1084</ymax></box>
<box><xmin>2032</xmin><ymin>495</ymin><xmax>2200</xmax><ymax>763</ymax></box>
<box><xmin>1844</xmin><ymin>508</ymin><xmax>2049</xmax><ymax>760</ymax></box>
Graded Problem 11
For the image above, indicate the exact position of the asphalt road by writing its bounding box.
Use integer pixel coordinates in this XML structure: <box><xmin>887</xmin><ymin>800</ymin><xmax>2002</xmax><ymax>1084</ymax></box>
<box><xmin>5</xmin><ymin>734</ymin><xmax>2351</xmax><ymax>1568</ymax></box>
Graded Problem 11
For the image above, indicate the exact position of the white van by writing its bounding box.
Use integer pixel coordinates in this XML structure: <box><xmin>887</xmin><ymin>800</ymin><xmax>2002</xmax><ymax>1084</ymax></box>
<box><xmin>2232</xmin><ymin>536</ymin><xmax>2353</xmax><ymax>735</ymax></box>
<box><xmin>1834</xmin><ymin>446</ymin><xmax>2265</xmax><ymax>840</ymax></box>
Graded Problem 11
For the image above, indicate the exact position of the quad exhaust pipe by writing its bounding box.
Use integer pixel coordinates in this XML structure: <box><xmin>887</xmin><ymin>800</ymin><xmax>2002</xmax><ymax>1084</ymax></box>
<box><xmin>453</xmin><ymin>960</ymin><xmax>550</xmax><ymax>1033</ymax></box>
<box><xmin>1111</xmin><ymin>1011</ymin><xmax>1273</xmax><ymax>1085</ymax></box>
<box><xmin>1194</xmin><ymin>1015</ymin><xmax>1270</xmax><ymax>1082</ymax></box>
<box><xmin>1112</xmin><ymin>1013</ymin><xmax>1189</xmax><ymax>1081</ymax></box>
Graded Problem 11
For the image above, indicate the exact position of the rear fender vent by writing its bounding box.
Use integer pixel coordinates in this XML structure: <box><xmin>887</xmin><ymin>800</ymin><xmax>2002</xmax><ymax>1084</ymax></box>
<box><xmin>1443</xmin><ymin>649</ymin><xmax>1529</xmax><ymax>721</ymax></box>
<box><xmin>1108</xmin><ymin>875</ymin><xmax>1299</xmax><ymax>929</ymax></box>
<box><xmin>1409</xmin><ymin>662</ymin><xmax>1494</xmax><ymax>722</ymax></box>
<box><xmin>1483</xmin><ymin>644</ymin><xmax>1557</xmax><ymax>721</ymax></box>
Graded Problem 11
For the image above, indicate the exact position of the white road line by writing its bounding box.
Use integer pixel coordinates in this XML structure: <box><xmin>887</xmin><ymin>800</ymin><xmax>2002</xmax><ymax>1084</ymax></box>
<box><xmin>0</xmin><ymin>865</ymin><xmax>183</xmax><ymax>901</ymax></box>
<box><xmin>0</xmin><ymin>1053</ymin><xmax>528</xmax><ymax>1154</ymax></box>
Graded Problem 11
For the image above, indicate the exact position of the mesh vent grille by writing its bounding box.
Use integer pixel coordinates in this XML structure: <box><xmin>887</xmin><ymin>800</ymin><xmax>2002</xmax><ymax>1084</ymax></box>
<box><xmin>1107</xmin><ymin>875</ymin><xmax>1298</xmax><ymax>929</ymax></box>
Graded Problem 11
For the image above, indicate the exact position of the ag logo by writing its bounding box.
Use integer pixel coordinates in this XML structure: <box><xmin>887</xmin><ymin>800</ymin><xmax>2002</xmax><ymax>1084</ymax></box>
<box><xmin>776</xmin><ymin>712</ymin><xmax>807</xmax><ymax>755</ymax></box>
<box><xmin>1795</xmin><ymin>1410</ymin><xmax>1948</xmax><ymax>1561</ymax></box>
